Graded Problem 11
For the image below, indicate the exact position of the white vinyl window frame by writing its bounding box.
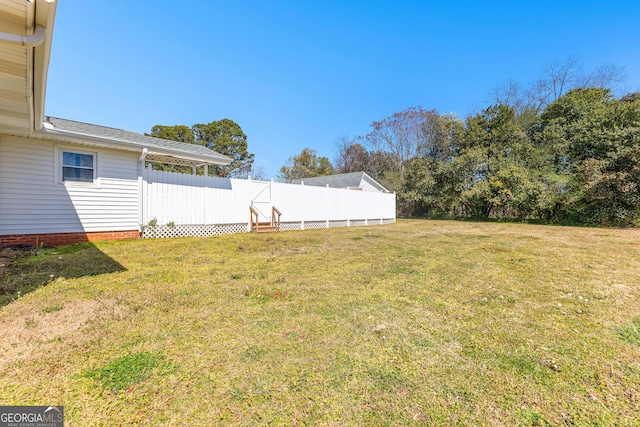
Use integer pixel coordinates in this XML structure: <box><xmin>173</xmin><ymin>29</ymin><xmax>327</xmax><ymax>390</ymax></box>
<box><xmin>55</xmin><ymin>145</ymin><xmax>100</xmax><ymax>187</ymax></box>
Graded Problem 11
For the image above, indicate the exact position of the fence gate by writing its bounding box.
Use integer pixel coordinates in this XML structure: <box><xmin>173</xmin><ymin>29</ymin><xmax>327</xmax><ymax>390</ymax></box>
<box><xmin>250</xmin><ymin>180</ymin><xmax>273</xmax><ymax>223</ymax></box>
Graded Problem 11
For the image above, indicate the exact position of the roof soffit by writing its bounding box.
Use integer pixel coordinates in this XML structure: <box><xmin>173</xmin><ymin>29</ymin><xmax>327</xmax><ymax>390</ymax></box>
<box><xmin>0</xmin><ymin>0</ymin><xmax>56</xmax><ymax>134</ymax></box>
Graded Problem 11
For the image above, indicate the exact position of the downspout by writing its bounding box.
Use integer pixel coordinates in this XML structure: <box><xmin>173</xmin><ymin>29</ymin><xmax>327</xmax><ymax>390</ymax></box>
<box><xmin>138</xmin><ymin>148</ymin><xmax>148</xmax><ymax>234</ymax></box>
<box><xmin>0</xmin><ymin>25</ymin><xmax>47</xmax><ymax>46</ymax></box>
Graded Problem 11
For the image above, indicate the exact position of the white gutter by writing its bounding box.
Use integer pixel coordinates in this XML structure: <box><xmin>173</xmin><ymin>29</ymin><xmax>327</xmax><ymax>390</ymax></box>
<box><xmin>0</xmin><ymin>25</ymin><xmax>47</xmax><ymax>47</ymax></box>
<box><xmin>139</xmin><ymin>147</ymin><xmax>148</xmax><ymax>161</ymax></box>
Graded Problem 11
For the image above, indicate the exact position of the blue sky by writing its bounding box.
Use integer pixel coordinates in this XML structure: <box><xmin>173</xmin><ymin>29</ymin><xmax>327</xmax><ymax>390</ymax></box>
<box><xmin>45</xmin><ymin>1</ymin><xmax>640</xmax><ymax>179</ymax></box>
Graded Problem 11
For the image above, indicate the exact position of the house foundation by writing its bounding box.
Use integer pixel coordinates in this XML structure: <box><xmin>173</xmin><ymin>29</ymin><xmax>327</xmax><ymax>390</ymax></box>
<box><xmin>0</xmin><ymin>230</ymin><xmax>140</xmax><ymax>248</ymax></box>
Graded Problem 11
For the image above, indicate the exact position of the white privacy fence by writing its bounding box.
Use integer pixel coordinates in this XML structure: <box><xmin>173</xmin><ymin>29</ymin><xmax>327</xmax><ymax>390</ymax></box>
<box><xmin>141</xmin><ymin>168</ymin><xmax>396</xmax><ymax>238</ymax></box>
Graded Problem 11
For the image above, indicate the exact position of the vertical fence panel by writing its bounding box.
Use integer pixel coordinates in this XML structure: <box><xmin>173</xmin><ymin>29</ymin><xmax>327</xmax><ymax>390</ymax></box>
<box><xmin>142</xmin><ymin>171</ymin><xmax>395</xmax><ymax>235</ymax></box>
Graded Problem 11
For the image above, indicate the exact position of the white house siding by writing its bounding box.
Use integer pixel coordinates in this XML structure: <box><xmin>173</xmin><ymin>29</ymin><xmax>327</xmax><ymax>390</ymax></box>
<box><xmin>0</xmin><ymin>135</ymin><xmax>140</xmax><ymax>235</ymax></box>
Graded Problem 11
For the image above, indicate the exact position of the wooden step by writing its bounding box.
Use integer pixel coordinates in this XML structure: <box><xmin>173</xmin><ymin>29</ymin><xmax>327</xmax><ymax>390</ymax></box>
<box><xmin>253</xmin><ymin>222</ymin><xmax>278</xmax><ymax>233</ymax></box>
<box><xmin>255</xmin><ymin>226</ymin><xmax>277</xmax><ymax>233</ymax></box>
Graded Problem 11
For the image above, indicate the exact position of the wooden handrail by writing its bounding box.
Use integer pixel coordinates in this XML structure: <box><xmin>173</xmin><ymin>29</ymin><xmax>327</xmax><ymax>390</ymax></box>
<box><xmin>249</xmin><ymin>205</ymin><xmax>259</xmax><ymax>231</ymax></box>
<box><xmin>250</xmin><ymin>205</ymin><xmax>282</xmax><ymax>232</ymax></box>
<box><xmin>272</xmin><ymin>206</ymin><xmax>282</xmax><ymax>231</ymax></box>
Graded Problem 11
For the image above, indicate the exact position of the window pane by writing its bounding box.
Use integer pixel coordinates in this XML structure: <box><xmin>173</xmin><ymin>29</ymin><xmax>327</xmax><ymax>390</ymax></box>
<box><xmin>62</xmin><ymin>152</ymin><xmax>79</xmax><ymax>167</ymax></box>
<box><xmin>61</xmin><ymin>151</ymin><xmax>95</xmax><ymax>183</ymax></box>
<box><xmin>63</xmin><ymin>167</ymin><xmax>94</xmax><ymax>182</ymax></box>
<box><xmin>63</xmin><ymin>152</ymin><xmax>93</xmax><ymax>168</ymax></box>
<box><xmin>80</xmin><ymin>154</ymin><xmax>93</xmax><ymax>168</ymax></box>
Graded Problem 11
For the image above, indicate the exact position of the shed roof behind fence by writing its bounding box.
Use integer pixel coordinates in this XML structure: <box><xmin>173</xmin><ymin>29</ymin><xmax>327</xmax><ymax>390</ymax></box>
<box><xmin>292</xmin><ymin>172</ymin><xmax>388</xmax><ymax>193</ymax></box>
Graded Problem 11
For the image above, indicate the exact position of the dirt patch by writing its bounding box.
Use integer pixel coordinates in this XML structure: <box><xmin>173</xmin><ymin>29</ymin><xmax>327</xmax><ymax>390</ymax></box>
<box><xmin>0</xmin><ymin>298</ymin><xmax>127</xmax><ymax>365</ymax></box>
<box><xmin>0</xmin><ymin>245</ymin><xmax>36</xmax><ymax>275</ymax></box>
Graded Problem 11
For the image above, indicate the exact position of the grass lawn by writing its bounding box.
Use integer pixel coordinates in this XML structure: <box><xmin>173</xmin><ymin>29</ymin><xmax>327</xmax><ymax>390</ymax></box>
<box><xmin>1</xmin><ymin>219</ymin><xmax>639</xmax><ymax>426</ymax></box>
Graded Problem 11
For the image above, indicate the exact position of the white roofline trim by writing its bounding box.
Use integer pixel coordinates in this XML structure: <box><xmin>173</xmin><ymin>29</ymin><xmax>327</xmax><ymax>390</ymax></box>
<box><xmin>37</xmin><ymin>126</ymin><xmax>232</xmax><ymax>166</ymax></box>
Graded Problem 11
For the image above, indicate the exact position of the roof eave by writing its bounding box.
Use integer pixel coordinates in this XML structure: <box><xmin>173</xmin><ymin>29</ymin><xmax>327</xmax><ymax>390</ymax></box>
<box><xmin>36</xmin><ymin>126</ymin><xmax>233</xmax><ymax>166</ymax></box>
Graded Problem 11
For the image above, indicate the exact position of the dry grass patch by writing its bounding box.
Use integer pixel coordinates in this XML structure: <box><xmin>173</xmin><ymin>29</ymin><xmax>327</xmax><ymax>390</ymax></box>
<box><xmin>0</xmin><ymin>298</ymin><xmax>127</xmax><ymax>364</ymax></box>
<box><xmin>1</xmin><ymin>220</ymin><xmax>639</xmax><ymax>425</ymax></box>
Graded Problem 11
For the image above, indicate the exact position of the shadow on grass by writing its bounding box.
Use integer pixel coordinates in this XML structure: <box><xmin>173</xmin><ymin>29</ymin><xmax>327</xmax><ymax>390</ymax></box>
<box><xmin>0</xmin><ymin>243</ymin><xmax>125</xmax><ymax>308</ymax></box>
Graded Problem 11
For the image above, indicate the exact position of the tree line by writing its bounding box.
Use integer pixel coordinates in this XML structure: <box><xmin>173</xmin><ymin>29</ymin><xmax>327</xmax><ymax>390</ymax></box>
<box><xmin>280</xmin><ymin>59</ymin><xmax>640</xmax><ymax>226</ymax></box>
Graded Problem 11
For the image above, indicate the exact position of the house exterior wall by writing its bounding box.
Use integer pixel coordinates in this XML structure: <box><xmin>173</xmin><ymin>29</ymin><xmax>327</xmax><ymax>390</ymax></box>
<box><xmin>0</xmin><ymin>135</ymin><xmax>140</xmax><ymax>240</ymax></box>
